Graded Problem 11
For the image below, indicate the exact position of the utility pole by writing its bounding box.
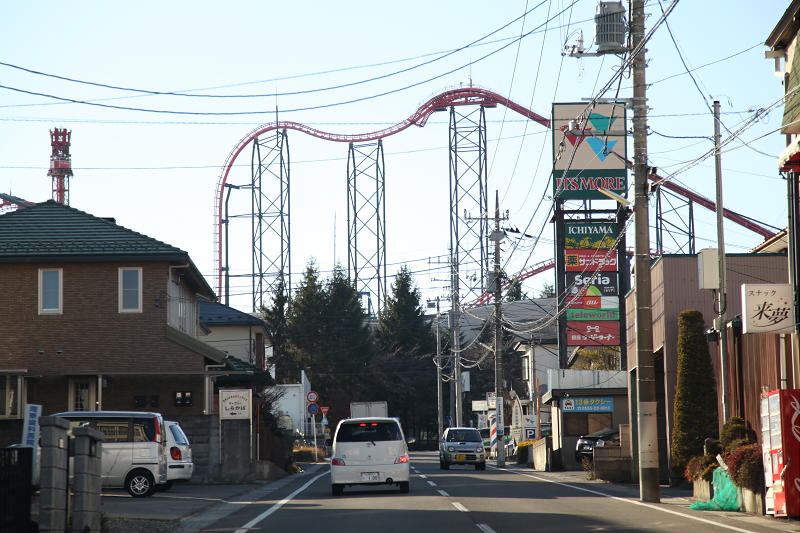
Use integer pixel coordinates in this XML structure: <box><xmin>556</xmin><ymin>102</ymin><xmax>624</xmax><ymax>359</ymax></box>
<box><xmin>713</xmin><ymin>100</ymin><xmax>730</xmax><ymax>420</ymax></box>
<box><xmin>491</xmin><ymin>191</ymin><xmax>507</xmax><ymax>467</ymax></box>
<box><xmin>436</xmin><ymin>297</ymin><xmax>444</xmax><ymax>439</ymax></box>
<box><xmin>631</xmin><ymin>0</ymin><xmax>660</xmax><ymax>502</ymax></box>
<box><xmin>450</xmin><ymin>252</ymin><xmax>463</xmax><ymax>427</ymax></box>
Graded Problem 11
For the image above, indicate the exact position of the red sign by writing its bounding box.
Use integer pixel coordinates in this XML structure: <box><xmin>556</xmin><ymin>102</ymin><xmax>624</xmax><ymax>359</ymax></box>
<box><xmin>306</xmin><ymin>390</ymin><xmax>319</xmax><ymax>403</ymax></box>
<box><xmin>321</xmin><ymin>406</ymin><xmax>329</xmax><ymax>416</ymax></box>
<box><xmin>307</xmin><ymin>403</ymin><xmax>319</xmax><ymax>415</ymax></box>
<box><xmin>566</xmin><ymin>321</ymin><xmax>620</xmax><ymax>346</ymax></box>
<box><xmin>564</xmin><ymin>249</ymin><xmax>617</xmax><ymax>272</ymax></box>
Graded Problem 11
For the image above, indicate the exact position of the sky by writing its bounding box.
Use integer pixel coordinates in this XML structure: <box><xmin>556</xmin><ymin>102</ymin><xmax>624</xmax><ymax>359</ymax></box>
<box><xmin>0</xmin><ymin>1</ymin><xmax>792</xmax><ymax>314</ymax></box>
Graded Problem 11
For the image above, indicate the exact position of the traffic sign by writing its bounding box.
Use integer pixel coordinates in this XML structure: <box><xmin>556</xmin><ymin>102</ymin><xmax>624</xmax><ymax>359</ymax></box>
<box><xmin>321</xmin><ymin>406</ymin><xmax>329</xmax><ymax>415</ymax></box>
<box><xmin>307</xmin><ymin>390</ymin><xmax>319</xmax><ymax>403</ymax></box>
<box><xmin>307</xmin><ymin>403</ymin><xmax>319</xmax><ymax>415</ymax></box>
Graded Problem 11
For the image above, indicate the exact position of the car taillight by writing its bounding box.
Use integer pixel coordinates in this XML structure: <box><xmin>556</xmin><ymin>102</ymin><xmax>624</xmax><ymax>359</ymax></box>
<box><xmin>331</xmin><ymin>458</ymin><xmax>346</xmax><ymax>466</ymax></box>
<box><xmin>171</xmin><ymin>447</ymin><xmax>182</xmax><ymax>460</ymax></box>
<box><xmin>394</xmin><ymin>455</ymin><xmax>409</xmax><ymax>464</ymax></box>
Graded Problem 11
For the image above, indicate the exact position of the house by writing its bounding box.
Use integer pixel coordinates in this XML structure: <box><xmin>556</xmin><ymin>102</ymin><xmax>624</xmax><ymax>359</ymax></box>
<box><xmin>198</xmin><ymin>299</ymin><xmax>268</xmax><ymax>371</ymax></box>
<box><xmin>0</xmin><ymin>201</ymin><xmax>237</xmax><ymax>451</ymax></box>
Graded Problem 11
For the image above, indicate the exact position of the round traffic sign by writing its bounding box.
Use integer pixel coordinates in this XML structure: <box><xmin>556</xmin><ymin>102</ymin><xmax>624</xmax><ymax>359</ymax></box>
<box><xmin>307</xmin><ymin>390</ymin><xmax>319</xmax><ymax>403</ymax></box>
<box><xmin>307</xmin><ymin>403</ymin><xmax>319</xmax><ymax>415</ymax></box>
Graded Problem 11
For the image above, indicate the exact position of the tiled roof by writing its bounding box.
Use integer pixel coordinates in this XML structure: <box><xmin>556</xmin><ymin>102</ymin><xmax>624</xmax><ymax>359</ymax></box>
<box><xmin>0</xmin><ymin>200</ymin><xmax>187</xmax><ymax>260</ymax></box>
<box><xmin>199</xmin><ymin>299</ymin><xmax>265</xmax><ymax>328</ymax></box>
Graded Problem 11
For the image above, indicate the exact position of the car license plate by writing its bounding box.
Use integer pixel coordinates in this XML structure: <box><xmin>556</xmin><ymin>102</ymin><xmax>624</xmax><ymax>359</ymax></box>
<box><xmin>361</xmin><ymin>472</ymin><xmax>379</xmax><ymax>482</ymax></box>
<box><xmin>455</xmin><ymin>454</ymin><xmax>466</xmax><ymax>461</ymax></box>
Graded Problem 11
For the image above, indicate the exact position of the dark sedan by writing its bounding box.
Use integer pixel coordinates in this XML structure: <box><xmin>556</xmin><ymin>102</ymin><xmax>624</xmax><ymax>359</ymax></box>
<box><xmin>575</xmin><ymin>428</ymin><xmax>619</xmax><ymax>463</ymax></box>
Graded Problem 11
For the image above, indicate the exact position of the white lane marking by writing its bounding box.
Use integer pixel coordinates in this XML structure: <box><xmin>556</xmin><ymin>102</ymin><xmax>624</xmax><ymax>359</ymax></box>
<box><xmin>503</xmin><ymin>468</ymin><xmax>759</xmax><ymax>533</ymax></box>
<box><xmin>418</xmin><ymin>474</ymin><xmax>428</xmax><ymax>479</ymax></box>
<box><xmin>437</xmin><ymin>489</ymin><xmax>449</xmax><ymax>497</ymax></box>
<box><xmin>233</xmin><ymin>472</ymin><xmax>327</xmax><ymax>533</ymax></box>
<box><xmin>427</xmin><ymin>480</ymin><xmax>437</xmax><ymax>486</ymax></box>
<box><xmin>476</xmin><ymin>524</ymin><xmax>497</xmax><ymax>533</ymax></box>
<box><xmin>452</xmin><ymin>502</ymin><xmax>469</xmax><ymax>512</ymax></box>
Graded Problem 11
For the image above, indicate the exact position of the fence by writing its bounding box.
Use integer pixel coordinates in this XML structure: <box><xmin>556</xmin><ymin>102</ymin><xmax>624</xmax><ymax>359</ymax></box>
<box><xmin>0</xmin><ymin>446</ymin><xmax>34</xmax><ymax>533</ymax></box>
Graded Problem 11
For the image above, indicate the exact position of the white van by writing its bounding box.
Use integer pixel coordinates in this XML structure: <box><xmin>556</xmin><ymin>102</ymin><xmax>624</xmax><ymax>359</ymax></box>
<box><xmin>159</xmin><ymin>420</ymin><xmax>193</xmax><ymax>490</ymax></box>
<box><xmin>54</xmin><ymin>411</ymin><xmax>167</xmax><ymax>497</ymax></box>
<box><xmin>329</xmin><ymin>417</ymin><xmax>410</xmax><ymax>496</ymax></box>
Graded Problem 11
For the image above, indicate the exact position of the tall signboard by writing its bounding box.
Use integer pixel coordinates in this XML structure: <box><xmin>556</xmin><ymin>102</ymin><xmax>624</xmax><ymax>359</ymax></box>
<box><xmin>552</xmin><ymin>102</ymin><xmax>628</xmax><ymax>369</ymax></box>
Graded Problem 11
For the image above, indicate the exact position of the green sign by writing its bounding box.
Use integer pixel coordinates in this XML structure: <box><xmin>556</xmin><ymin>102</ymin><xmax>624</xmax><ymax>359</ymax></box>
<box><xmin>566</xmin><ymin>308</ymin><xmax>620</xmax><ymax>321</ymax></box>
<box><xmin>564</xmin><ymin>221</ymin><xmax>618</xmax><ymax>249</ymax></box>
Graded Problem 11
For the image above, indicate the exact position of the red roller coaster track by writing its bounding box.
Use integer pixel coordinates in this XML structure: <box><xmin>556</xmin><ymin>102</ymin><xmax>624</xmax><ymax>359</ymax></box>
<box><xmin>214</xmin><ymin>85</ymin><xmax>777</xmax><ymax>300</ymax></box>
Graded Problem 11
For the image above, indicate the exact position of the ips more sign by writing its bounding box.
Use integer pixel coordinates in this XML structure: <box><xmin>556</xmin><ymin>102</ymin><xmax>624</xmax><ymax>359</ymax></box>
<box><xmin>219</xmin><ymin>389</ymin><xmax>252</xmax><ymax>420</ymax></box>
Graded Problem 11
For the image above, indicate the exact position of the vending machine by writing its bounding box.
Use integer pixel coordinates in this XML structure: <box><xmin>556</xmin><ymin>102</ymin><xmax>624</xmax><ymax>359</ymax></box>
<box><xmin>760</xmin><ymin>389</ymin><xmax>800</xmax><ymax>517</ymax></box>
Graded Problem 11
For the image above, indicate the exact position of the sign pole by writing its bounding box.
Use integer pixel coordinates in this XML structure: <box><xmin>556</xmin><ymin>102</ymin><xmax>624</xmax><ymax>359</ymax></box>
<box><xmin>312</xmin><ymin>414</ymin><xmax>318</xmax><ymax>462</ymax></box>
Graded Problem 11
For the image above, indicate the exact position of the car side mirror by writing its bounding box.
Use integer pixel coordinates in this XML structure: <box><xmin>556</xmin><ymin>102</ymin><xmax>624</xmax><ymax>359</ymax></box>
<box><xmin>406</xmin><ymin>437</ymin><xmax>416</xmax><ymax>445</ymax></box>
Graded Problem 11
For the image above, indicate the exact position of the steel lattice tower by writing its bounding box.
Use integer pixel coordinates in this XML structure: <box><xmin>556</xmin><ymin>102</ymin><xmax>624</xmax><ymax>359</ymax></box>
<box><xmin>347</xmin><ymin>141</ymin><xmax>387</xmax><ymax>317</ymax></box>
<box><xmin>48</xmin><ymin>128</ymin><xmax>73</xmax><ymax>205</ymax></box>
<box><xmin>249</xmin><ymin>129</ymin><xmax>291</xmax><ymax>312</ymax></box>
<box><xmin>654</xmin><ymin>182</ymin><xmax>695</xmax><ymax>254</ymax></box>
<box><xmin>449</xmin><ymin>106</ymin><xmax>489</xmax><ymax>305</ymax></box>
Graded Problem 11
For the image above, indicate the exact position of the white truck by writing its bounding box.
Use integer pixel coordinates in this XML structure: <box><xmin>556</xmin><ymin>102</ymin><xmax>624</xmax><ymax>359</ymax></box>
<box><xmin>350</xmin><ymin>401</ymin><xmax>388</xmax><ymax>418</ymax></box>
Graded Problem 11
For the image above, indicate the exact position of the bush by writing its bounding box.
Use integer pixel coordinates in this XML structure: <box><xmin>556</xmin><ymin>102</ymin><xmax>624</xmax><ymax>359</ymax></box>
<box><xmin>670</xmin><ymin>310</ymin><xmax>718</xmax><ymax>479</ymax></box>
<box><xmin>720</xmin><ymin>417</ymin><xmax>749</xmax><ymax>452</ymax></box>
<box><xmin>725</xmin><ymin>443</ymin><xmax>763</xmax><ymax>493</ymax></box>
<box><xmin>292</xmin><ymin>445</ymin><xmax>327</xmax><ymax>462</ymax></box>
<box><xmin>684</xmin><ymin>454</ymin><xmax>719</xmax><ymax>482</ymax></box>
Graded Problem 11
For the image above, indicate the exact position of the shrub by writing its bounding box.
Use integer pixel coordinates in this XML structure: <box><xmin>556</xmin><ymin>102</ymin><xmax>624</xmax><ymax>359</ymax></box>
<box><xmin>292</xmin><ymin>445</ymin><xmax>327</xmax><ymax>462</ymax></box>
<box><xmin>725</xmin><ymin>443</ymin><xmax>763</xmax><ymax>493</ymax></box>
<box><xmin>670</xmin><ymin>310</ymin><xmax>718</xmax><ymax>479</ymax></box>
<box><xmin>684</xmin><ymin>454</ymin><xmax>719</xmax><ymax>482</ymax></box>
<box><xmin>720</xmin><ymin>417</ymin><xmax>749</xmax><ymax>452</ymax></box>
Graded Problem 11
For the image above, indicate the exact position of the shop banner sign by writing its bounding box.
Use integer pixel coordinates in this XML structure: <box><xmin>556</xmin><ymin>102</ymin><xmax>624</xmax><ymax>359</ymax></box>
<box><xmin>552</xmin><ymin>102</ymin><xmax>627</xmax><ymax>200</ymax></box>
<box><xmin>561</xmin><ymin>397</ymin><xmax>614</xmax><ymax>413</ymax></box>
<box><xmin>566</xmin><ymin>320</ymin><xmax>620</xmax><ymax>346</ymax></box>
<box><xmin>566</xmin><ymin>296</ymin><xmax>618</xmax><ymax>310</ymax></box>
<box><xmin>564</xmin><ymin>221</ymin><xmax>618</xmax><ymax>249</ymax></box>
<box><xmin>566</xmin><ymin>272</ymin><xmax>618</xmax><ymax>297</ymax></box>
<box><xmin>742</xmin><ymin>283</ymin><xmax>795</xmax><ymax>334</ymax></box>
<box><xmin>565</xmin><ymin>249</ymin><xmax>618</xmax><ymax>272</ymax></box>
<box><xmin>566</xmin><ymin>308</ymin><xmax>619</xmax><ymax>321</ymax></box>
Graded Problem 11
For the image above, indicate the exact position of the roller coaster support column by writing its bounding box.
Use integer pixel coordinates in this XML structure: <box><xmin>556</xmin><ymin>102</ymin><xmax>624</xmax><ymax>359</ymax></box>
<box><xmin>347</xmin><ymin>141</ymin><xmax>387</xmax><ymax>317</ymax></box>
<box><xmin>250</xmin><ymin>129</ymin><xmax>291</xmax><ymax>312</ymax></box>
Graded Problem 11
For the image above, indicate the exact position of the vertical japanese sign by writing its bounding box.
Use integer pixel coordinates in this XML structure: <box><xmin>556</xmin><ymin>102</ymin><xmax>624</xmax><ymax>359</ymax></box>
<box><xmin>741</xmin><ymin>284</ymin><xmax>795</xmax><ymax>334</ymax></box>
<box><xmin>552</xmin><ymin>102</ymin><xmax>628</xmax><ymax>200</ymax></box>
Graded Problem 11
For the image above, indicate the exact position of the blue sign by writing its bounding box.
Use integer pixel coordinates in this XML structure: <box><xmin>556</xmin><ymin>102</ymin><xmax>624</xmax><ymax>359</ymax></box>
<box><xmin>307</xmin><ymin>403</ymin><xmax>319</xmax><ymax>416</ymax></box>
<box><xmin>561</xmin><ymin>397</ymin><xmax>613</xmax><ymax>413</ymax></box>
<box><xmin>22</xmin><ymin>404</ymin><xmax>42</xmax><ymax>447</ymax></box>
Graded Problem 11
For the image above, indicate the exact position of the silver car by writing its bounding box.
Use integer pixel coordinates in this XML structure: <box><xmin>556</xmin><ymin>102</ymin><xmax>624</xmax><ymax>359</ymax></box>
<box><xmin>439</xmin><ymin>427</ymin><xmax>486</xmax><ymax>470</ymax></box>
<box><xmin>159</xmin><ymin>420</ymin><xmax>193</xmax><ymax>490</ymax></box>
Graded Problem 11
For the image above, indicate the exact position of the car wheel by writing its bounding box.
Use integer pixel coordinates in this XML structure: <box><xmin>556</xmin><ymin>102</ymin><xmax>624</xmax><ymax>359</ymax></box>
<box><xmin>125</xmin><ymin>470</ymin><xmax>155</xmax><ymax>498</ymax></box>
<box><xmin>156</xmin><ymin>481</ymin><xmax>173</xmax><ymax>491</ymax></box>
<box><xmin>331</xmin><ymin>484</ymin><xmax>343</xmax><ymax>496</ymax></box>
<box><xmin>399</xmin><ymin>481</ymin><xmax>409</xmax><ymax>493</ymax></box>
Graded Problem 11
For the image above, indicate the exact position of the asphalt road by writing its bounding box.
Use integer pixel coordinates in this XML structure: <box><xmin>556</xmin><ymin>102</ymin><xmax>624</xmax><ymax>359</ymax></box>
<box><xmin>183</xmin><ymin>452</ymin><xmax>799</xmax><ymax>533</ymax></box>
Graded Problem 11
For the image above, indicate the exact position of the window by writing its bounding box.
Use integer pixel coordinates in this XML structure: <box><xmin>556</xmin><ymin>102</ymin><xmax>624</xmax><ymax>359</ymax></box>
<box><xmin>563</xmin><ymin>412</ymin><xmax>612</xmax><ymax>437</ymax></box>
<box><xmin>94</xmin><ymin>418</ymin><xmax>131</xmax><ymax>442</ymax></box>
<box><xmin>119</xmin><ymin>268</ymin><xmax>142</xmax><ymax>313</ymax></box>
<box><xmin>336</xmin><ymin>421</ymin><xmax>402</xmax><ymax>442</ymax></box>
<box><xmin>38</xmin><ymin>268</ymin><xmax>62</xmax><ymax>314</ymax></box>
<box><xmin>0</xmin><ymin>375</ymin><xmax>21</xmax><ymax>418</ymax></box>
<box><xmin>68</xmin><ymin>378</ymin><xmax>97</xmax><ymax>411</ymax></box>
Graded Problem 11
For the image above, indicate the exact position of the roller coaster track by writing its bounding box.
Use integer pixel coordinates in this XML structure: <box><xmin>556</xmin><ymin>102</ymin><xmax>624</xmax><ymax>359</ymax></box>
<box><xmin>214</xmin><ymin>85</ymin><xmax>777</xmax><ymax>301</ymax></box>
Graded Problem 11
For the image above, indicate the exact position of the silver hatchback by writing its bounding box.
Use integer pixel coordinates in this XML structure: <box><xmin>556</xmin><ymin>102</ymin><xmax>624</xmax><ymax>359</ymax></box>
<box><xmin>439</xmin><ymin>427</ymin><xmax>486</xmax><ymax>470</ymax></box>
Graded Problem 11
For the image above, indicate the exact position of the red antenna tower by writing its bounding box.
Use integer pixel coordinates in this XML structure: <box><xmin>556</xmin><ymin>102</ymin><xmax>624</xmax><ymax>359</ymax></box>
<box><xmin>47</xmin><ymin>128</ymin><xmax>73</xmax><ymax>204</ymax></box>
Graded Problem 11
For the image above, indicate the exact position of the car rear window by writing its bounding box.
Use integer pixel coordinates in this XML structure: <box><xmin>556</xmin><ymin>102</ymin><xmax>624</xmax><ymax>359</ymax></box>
<box><xmin>446</xmin><ymin>429</ymin><xmax>481</xmax><ymax>442</ymax></box>
<box><xmin>336</xmin><ymin>421</ymin><xmax>402</xmax><ymax>442</ymax></box>
<box><xmin>169</xmin><ymin>424</ymin><xmax>190</xmax><ymax>445</ymax></box>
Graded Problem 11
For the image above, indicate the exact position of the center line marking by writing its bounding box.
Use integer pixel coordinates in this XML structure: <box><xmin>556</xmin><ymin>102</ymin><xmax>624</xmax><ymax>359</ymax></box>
<box><xmin>452</xmin><ymin>502</ymin><xmax>468</xmax><ymax>512</ymax></box>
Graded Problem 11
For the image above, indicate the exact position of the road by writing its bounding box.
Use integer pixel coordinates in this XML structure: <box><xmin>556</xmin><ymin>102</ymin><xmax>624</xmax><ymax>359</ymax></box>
<box><xmin>190</xmin><ymin>452</ymin><xmax>797</xmax><ymax>533</ymax></box>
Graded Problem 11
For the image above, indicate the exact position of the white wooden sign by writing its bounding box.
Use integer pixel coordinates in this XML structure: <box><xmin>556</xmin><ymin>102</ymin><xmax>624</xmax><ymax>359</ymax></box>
<box><xmin>742</xmin><ymin>283</ymin><xmax>795</xmax><ymax>334</ymax></box>
<box><xmin>219</xmin><ymin>389</ymin><xmax>252</xmax><ymax>420</ymax></box>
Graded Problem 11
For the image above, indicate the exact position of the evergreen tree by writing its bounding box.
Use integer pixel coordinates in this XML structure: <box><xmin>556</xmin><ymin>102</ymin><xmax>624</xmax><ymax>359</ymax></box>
<box><xmin>671</xmin><ymin>309</ymin><xmax>719</xmax><ymax>481</ymax></box>
<box><xmin>373</xmin><ymin>267</ymin><xmax>437</xmax><ymax>438</ymax></box>
<box><xmin>287</xmin><ymin>261</ymin><xmax>327</xmax><ymax>376</ymax></box>
<box><xmin>505</xmin><ymin>278</ymin><xmax>527</xmax><ymax>301</ymax></box>
<box><xmin>537</xmin><ymin>281</ymin><xmax>556</xmax><ymax>298</ymax></box>
<box><xmin>260</xmin><ymin>275</ymin><xmax>294</xmax><ymax>382</ymax></box>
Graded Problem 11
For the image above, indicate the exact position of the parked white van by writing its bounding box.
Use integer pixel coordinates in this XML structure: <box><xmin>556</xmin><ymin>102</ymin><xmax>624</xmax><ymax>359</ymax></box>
<box><xmin>160</xmin><ymin>420</ymin><xmax>193</xmax><ymax>490</ymax></box>
<box><xmin>329</xmin><ymin>417</ymin><xmax>410</xmax><ymax>496</ymax></box>
<box><xmin>54</xmin><ymin>411</ymin><xmax>167</xmax><ymax>497</ymax></box>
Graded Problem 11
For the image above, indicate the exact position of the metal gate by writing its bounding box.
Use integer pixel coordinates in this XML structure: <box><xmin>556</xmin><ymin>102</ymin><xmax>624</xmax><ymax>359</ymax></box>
<box><xmin>0</xmin><ymin>447</ymin><xmax>34</xmax><ymax>533</ymax></box>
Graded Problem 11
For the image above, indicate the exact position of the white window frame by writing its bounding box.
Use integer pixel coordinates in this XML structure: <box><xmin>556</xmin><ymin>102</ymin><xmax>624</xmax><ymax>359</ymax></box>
<box><xmin>68</xmin><ymin>377</ymin><xmax>97</xmax><ymax>411</ymax></box>
<box><xmin>118</xmin><ymin>267</ymin><xmax>143</xmax><ymax>313</ymax></box>
<box><xmin>0</xmin><ymin>374</ymin><xmax>24</xmax><ymax>419</ymax></box>
<box><xmin>38</xmin><ymin>268</ymin><xmax>63</xmax><ymax>314</ymax></box>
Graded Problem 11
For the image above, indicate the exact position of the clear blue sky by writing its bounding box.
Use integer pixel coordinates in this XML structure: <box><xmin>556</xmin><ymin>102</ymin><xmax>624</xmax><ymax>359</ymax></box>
<box><xmin>0</xmin><ymin>1</ymin><xmax>790</xmax><ymax>312</ymax></box>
